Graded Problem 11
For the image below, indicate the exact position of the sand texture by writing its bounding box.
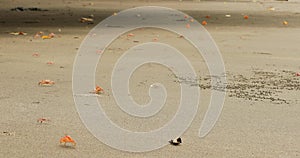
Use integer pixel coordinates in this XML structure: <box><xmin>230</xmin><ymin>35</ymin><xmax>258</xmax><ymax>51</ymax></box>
<box><xmin>1</xmin><ymin>0</ymin><xmax>300</xmax><ymax>157</ymax></box>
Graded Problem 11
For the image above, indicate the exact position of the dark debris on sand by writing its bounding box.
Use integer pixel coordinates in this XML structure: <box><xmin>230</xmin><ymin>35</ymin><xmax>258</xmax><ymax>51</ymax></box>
<box><xmin>10</xmin><ymin>7</ymin><xmax>48</xmax><ymax>12</ymax></box>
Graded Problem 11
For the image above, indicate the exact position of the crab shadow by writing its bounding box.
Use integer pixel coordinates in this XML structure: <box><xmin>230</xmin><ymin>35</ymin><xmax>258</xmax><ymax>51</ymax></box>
<box><xmin>59</xmin><ymin>144</ymin><xmax>76</xmax><ymax>149</ymax></box>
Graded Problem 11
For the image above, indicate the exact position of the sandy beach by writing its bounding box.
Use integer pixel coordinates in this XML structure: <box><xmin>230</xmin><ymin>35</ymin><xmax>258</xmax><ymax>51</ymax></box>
<box><xmin>1</xmin><ymin>0</ymin><xmax>300</xmax><ymax>157</ymax></box>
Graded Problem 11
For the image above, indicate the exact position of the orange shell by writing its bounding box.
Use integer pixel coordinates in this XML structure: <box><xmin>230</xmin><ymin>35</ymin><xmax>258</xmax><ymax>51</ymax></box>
<box><xmin>283</xmin><ymin>21</ymin><xmax>288</xmax><ymax>25</ymax></box>
<box><xmin>42</xmin><ymin>35</ymin><xmax>52</xmax><ymax>39</ymax></box>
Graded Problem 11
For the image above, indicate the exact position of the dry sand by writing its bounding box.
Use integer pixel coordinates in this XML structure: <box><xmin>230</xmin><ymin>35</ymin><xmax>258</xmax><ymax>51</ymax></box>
<box><xmin>1</xmin><ymin>0</ymin><xmax>300</xmax><ymax>157</ymax></box>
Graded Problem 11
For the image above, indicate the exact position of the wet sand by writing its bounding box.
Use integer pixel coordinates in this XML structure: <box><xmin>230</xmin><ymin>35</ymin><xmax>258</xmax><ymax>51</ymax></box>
<box><xmin>1</xmin><ymin>0</ymin><xmax>300</xmax><ymax>157</ymax></box>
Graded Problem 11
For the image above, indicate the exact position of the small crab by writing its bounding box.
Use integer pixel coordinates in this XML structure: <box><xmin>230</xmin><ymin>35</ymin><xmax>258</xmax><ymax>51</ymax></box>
<box><xmin>92</xmin><ymin>85</ymin><xmax>104</xmax><ymax>94</ymax></box>
<box><xmin>38</xmin><ymin>80</ymin><xmax>55</xmax><ymax>86</ymax></box>
<box><xmin>186</xmin><ymin>23</ymin><xmax>190</xmax><ymax>28</ymax></box>
<box><xmin>32</xmin><ymin>53</ymin><xmax>40</xmax><ymax>57</ymax></box>
<box><xmin>60</xmin><ymin>135</ymin><xmax>76</xmax><ymax>147</ymax></box>
<box><xmin>46</xmin><ymin>61</ymin><xmax>54</xmax><ymax>65</ymax></box>
<box><xmin>127</xmin><ymin>33</ymin><xmax>134</xmax><ymax>37</ymax></box>
<box><xmin>37</xmin><ymin>118</ymin><xmax>50</xmax><ymax>123</ymax></box>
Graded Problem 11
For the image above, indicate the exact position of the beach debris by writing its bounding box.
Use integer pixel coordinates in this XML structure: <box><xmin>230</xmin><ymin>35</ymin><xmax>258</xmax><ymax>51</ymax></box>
<box><xmin>243</xmin><ymin>15</ymin><xmax>249</xmax><ymax>19</ymax></box>
<box><xmin>205</xmin><ymin>15</ymin><xmax>211</xmax><ymax>19</ymax></box>
<box><xmin>42</xmin><ymin>33</ymin><xmax>55</xmax><ymax>39</ymax></box>
<box><xmin>225</xmin><ymin>14</ymin><xmax>231</xmax><ymax>18</ymax></box>
<box><xmin>186</xmin><ymin>23</ymin><xmax>190</xmax><ymax>28</ymax></box>
<box><xmin>133</xmin><ymin>40</ymin><xmax>139</xmax><ymax>43</ymax></box>
<box><xmin>1</xmin><ymin>131</ymin><xmax>15</xmax><ymax>136</ymax></box>
<box><xmin>283</xmin><ymin>21</ymin><xmax>288</xmax><ymax>26</ymax></box>
<box><xmin>201</xmin><ymin>20</ymin><xmax>207</xmax><ymax>25</ymax></box>
<box><xmin>113</xmin><ymin>12</ymin><xmax>118</xmax><ymax>16</ymax></box>
<box><xmin>268</xmin><ymin>7</ymin><xmax>275</xmax><ymax>11</ymax></box>
<box><xmin>150</xmin><ymin>84</ymin><xmax>159</xmax><ymax>88</ymax></box>
<box><xmin>169</xmin><ymin>137</ymin><xmax>182</xmax><ymax>146</ymax></box>
<box><xmin>49</xmin><ymin>33</ymin><xmax>55</xmax><ymax>37</ymax></box>
<box><xmin>60</xmin><ymin>135</ymin><xmax>76</xmax><ymax>147</ymax></box>
<box><xmin>38</xmin><ymin>80</ymin><xmax>55</xmax><ymax>86</ymax></box>
<box><xmin>80</xmin><ymin>17</ymin><xmax>94</xmax><ymax>24</ymax></box>
<box><xmin>10</xmin><ymin>7</ymin><xmax>48</xmax><ymax>12</ymax></box>
<box><xmin>190</xmin><ymin>18</ymin><xmax>194</xmax><ymax>22</ymax></box>
<box><xmin>32</xmin><ymin>53</ymin><xmax>40</xmax><ymax>57</ymax></box>
<box><xmin>37</xmin><ymin>118</ymin><xmax>50</xmax><ymax>123</ymax></box>
<box><xmin>153</xmin><ymin>37</ymin><xmax>158</xmax><ymax>41</ymax></box>
<box><xmin>10</xmin><ymin>32</ymin><xmax>27</xmax><ymax>35</ymax></box>
<box><xmin>34</xmin><ymin>31</ymin><xmax>43</xmax><ymax>38</ymax></box>
<box><xmin>296</xmin><ymin>72</ymin><xmax>300</xmax><ymax>76</ymax></box>
<box><xmin>34</xmin><ymin>32</ymin><xmax>56</xmax><ymax>39</ymax></box>
<box><xmin>82</xmin><ymin>2</ymin><xmax>94</xmax><ymax>6</ymax></box>
<box><xmin>178</xmin><ymin>35</ymin><xmax>184</xmax><ymax>38</ymax></box>
<box><xmin>10</xmin><ymin>7</ymin><xmax>26</xmax><ymax>12</ymax></box>
<box><xmin>41</xmin><ymin>35</ymin><xmax>51</xmax><ymax>39</ymax></box>
<box><xmin>184</xmin><ymin>15</ymin><xmax>188</xmax><ymax>19</ymax></box>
